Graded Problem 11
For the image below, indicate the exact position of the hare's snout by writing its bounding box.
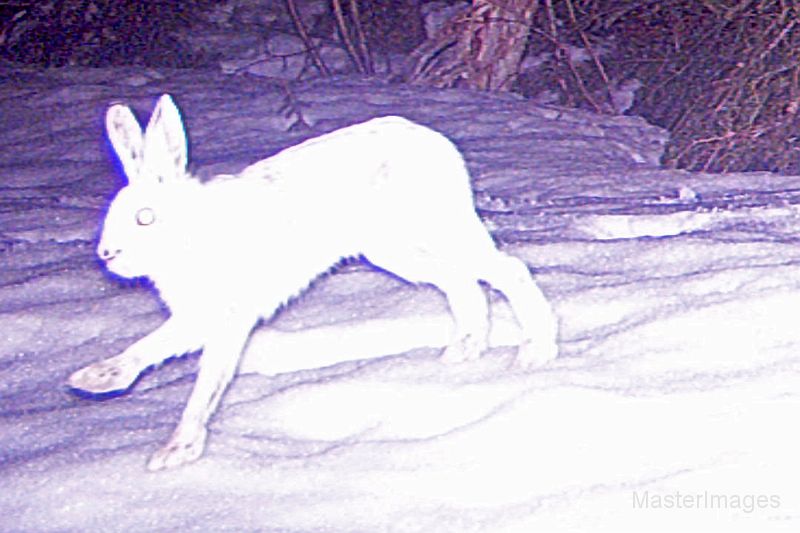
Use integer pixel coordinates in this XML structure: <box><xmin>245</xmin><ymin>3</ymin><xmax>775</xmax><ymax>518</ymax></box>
<box><xmin>98</xmin><ymin>246</ymin><xmax>120</xmax><ymax>262</ymax></box>
<box><xmin>98</xmin><ymin>245</ymin><xmax>132</xmax><ymax>278</ymax></box>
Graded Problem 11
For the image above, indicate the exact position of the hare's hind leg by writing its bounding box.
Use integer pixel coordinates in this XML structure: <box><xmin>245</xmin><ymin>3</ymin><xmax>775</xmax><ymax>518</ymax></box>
<box><xmin>478</xmin><ymin>252</ymin><xmax>558</xmax><ymax>367</ymax></box>
<box><xmin>365</xmin><ymin>249</ymin><xmax>491</xmax><ymax>363</ymax></box>
<box><xmin>433</xmin><ymin>275</ymin><xmax>491</xmax><ymax>363</ymax></box>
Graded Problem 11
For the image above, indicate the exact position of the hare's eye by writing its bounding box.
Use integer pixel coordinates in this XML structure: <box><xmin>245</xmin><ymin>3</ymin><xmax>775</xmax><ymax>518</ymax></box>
<box><xmin>135</xmin><ymin>207</ymin><xmax>156</xmax><ymax>226</ymax></box>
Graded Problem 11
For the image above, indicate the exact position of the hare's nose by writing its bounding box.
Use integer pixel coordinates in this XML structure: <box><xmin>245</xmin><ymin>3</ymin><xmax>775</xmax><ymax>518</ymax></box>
<box><xmin>98</xmin><ymin>247</ymin><xmax>120</xmax><ymax>261</ymax></box>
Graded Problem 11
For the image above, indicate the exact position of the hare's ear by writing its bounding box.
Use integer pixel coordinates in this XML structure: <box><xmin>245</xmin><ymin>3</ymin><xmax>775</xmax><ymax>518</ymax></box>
<box><xmin>143</xmin><ymin>94</ymin><xmax>189</xmax><ymax>183</ymax></box>
<box><xmin>106</xmin><ymin>103</ymin><xmax>145</xmax><ymax>184</ymax></box>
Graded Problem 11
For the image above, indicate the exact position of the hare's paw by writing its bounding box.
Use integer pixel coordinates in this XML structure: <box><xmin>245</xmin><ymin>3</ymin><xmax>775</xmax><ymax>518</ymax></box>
<box><xmin>147</xmin><ymin>426</ymin><xmax>208</xmax><ymax>471</ymax></box>
<box><xmin>68</xmin><ymin>357</ymin><xmax>139</xmax><ymax>393</ymax></box>
<box><xmin>440</xmin><ymin>334</ymin><xmax>487</xmax><ymax>364</ymax></box>
<box><xmin>514</xmin><ymin>338</ymin><xmax>558</xmax><ymax>369</ymax></box>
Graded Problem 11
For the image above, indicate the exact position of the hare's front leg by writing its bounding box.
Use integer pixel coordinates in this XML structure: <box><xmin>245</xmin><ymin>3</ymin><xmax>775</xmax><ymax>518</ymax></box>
<box><xmin>147</xmin><ymin>317</ymin><xmax>256</xmax><ymax>471</ymax></box>
<box><xmin>68</xmin><ymin>316</ymin><xmax>202</xmax><ymax>394</ymax></box>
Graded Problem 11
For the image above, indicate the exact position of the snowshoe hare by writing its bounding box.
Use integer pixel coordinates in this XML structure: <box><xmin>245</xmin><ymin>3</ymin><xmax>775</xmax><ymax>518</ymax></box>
<box><xmin>68</xmin><ymin>94</ymin><xmax>559</xmax><ymax>471</ymax></box>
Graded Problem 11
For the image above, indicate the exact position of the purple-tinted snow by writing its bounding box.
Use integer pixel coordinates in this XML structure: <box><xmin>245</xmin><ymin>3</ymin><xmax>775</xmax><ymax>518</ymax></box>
<box><xmin>0</xmin><ymin>66</ymin><xmax>798</xmax><ymax>532</ymax></box>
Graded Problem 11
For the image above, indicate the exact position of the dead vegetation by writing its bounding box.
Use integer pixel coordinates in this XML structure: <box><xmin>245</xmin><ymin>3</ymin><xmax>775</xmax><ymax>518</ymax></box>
<box><xmin>0</xmin><ymin>0</ymin><xmax>221</xmax><ymax>66</ymax></box>
<box><xmin>517</xmin><ymin>0</ymin><xmax>800</xmax><ymax>174</ymax></box>
<box><xmin>2</xmin><ymin>0</ymin><xmax>800</xmax><ymax>174</ymax></box>
<box><xmin>405</xmin><ymin>0</ymin><xmax>537</xmax><ymax>91</ymax></box>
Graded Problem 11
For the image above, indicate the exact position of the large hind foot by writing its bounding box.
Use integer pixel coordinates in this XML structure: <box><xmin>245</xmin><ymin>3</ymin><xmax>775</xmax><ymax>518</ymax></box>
<box><xmin>477</xmin><ymin>253</ymin><xmax>559</xmax><ymax>368</ymax></box>
<box><xmin>515</xmin><ymin>337</ymin><xmax>558</xmax><ymax>369</ymax></box>
<box><xmin>440</xmin><ymin>333</ymin><xmax>488</xmax><ymax>364</ymax></box>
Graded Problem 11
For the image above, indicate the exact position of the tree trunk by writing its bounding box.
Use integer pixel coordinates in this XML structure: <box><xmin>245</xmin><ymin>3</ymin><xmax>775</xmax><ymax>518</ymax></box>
<box><xmin>406</xmin><ymin>0</ymin><xmax>538</xmax><ymax>91</ymax></box>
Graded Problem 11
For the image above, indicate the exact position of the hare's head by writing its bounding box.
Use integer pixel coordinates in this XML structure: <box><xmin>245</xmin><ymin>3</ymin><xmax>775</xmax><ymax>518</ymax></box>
<box><xmin>99</xmin><ymin>94</ymin><xmax>196</xmax><ymax>280</ymax></box>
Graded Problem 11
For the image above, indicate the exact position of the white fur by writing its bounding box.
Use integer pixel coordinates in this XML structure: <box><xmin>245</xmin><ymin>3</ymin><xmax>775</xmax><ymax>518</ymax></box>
<box><xmin>68</xmin><ymin>94</ymin><xmax>558</xmax><ymax>471</ymax></box>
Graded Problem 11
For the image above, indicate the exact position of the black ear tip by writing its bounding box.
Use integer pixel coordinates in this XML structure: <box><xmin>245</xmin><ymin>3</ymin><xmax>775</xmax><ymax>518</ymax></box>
<box><xmin>106</xmin><ymin>106</ymin><xmax>129</xmax><ymax>130</ymax></box>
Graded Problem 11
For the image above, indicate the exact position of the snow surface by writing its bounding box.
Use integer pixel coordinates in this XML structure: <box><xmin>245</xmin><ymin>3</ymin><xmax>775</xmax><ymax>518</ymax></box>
<box><xmin>1</xmin><ymin>65</ymin><xmax>798</xmax><ymax>532</ymax></box>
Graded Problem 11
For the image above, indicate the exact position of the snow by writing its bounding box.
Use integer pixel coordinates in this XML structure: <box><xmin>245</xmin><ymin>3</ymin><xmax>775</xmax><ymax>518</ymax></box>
<box><xmin>0</xmin><ymin>65</ymin><xmax>798</xmax><ymax>532</ymax></box>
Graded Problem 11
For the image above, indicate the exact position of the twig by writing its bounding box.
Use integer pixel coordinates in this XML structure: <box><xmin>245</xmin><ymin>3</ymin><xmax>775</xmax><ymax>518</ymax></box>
<box><xmin>278</xmin><ymin>80</ymin><xmax>311</xmax><ymax>130</ymax></box>
<box><xmin>285</xmin><ymin>0</ymin><xmax>331</xmax><ymax>77</ymax></box>
<box><xmin>348</xmin><ymin>0</ymin><xmax>373</xmax><ymax>75</ymax></box>
<box><xmin>545</xmin><ymin>0</ymin><xmax>601</xmax><ymax>111</ymax></box>
<box><xmin>332</xmin><ymin>0</ymin><xmax>366</xmax><ymax>74</ymax></box>
<box><xmin>564</xmin><ymin>0</ymin><xmax>613</xmax><ymax>107</ymax></box>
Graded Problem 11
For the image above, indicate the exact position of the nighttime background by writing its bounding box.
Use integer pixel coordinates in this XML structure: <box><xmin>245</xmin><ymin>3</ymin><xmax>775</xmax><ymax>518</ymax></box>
<box><xmin>3</xmin><ymin>0</ymin><xmax>800</xmax><ymax>173</ymax></box>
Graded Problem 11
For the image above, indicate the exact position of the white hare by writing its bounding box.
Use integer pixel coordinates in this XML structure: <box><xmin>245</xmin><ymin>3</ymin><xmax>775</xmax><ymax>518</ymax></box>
<box><xmin>68</xmin><ymin>94</ymin><xmax>558</xmax><ymax>471</ymax></box>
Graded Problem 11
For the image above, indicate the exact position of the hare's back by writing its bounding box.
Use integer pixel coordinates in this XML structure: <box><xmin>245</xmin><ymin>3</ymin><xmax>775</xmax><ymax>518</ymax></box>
<box><xmin>240</xmin><ymin>116</ymin><xmax>471</xmax><ymax>196</ymax></box>
<box><xmin>201</xmin><ymin>116</ymin><xmax>490</xmax><ymax>284</ymax></box>
<box><xmin>232</xmin><ymin>115</ymin><xmax>482</xmax><ymax>251</ymax></box>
